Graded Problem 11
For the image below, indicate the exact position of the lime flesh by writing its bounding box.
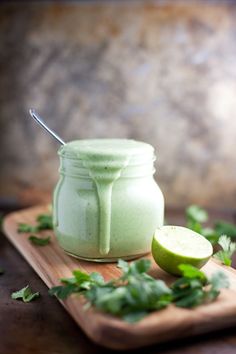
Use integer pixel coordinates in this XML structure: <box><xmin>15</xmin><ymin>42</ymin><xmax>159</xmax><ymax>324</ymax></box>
<box><xmin>152</xmin><ymin>225</ymin><xmax>213</xmax><ymax>276</ymax></box>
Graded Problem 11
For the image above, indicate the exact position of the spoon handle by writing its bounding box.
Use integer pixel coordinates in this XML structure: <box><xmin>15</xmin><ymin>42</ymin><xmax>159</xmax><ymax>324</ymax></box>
<box><xmin>29</xmin><ymin>109</ymin><xmax>66</xmax><ymax>146</ymax></box>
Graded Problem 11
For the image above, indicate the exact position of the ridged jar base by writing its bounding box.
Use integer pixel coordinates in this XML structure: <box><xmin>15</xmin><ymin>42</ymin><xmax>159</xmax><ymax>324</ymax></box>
<box><xmin>64</xmin><ymin>250</ymin><xmax>150</xmax><ymax>263</ymax></box>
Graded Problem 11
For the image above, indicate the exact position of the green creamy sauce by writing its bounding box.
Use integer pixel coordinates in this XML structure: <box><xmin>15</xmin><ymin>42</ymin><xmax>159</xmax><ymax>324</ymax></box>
<box><xmin>61</xmin><ymin>139</ymin><xmax>153</xmax><ymax>256</ymax></box>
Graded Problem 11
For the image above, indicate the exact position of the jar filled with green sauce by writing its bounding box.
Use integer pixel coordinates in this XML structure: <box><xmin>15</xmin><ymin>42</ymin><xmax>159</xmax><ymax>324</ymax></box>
<box><xmin>53</xmin><ymin>139</ymin><xmax>164</xmax><ymax>262</ymax></box>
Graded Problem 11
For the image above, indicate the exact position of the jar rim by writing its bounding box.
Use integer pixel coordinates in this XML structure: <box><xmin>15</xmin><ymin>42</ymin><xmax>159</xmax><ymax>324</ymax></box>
<box><xmin>58</xmin><ymin>139</ymin><xmax>155</xmax><ymax>166</ymax></box>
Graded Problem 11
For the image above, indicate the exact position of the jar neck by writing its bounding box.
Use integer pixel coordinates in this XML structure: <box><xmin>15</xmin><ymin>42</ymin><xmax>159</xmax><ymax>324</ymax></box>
<box><xmin>59</xmin><ymin>156</ymin><xmax>156</xmax><ymax>179</ymax></box>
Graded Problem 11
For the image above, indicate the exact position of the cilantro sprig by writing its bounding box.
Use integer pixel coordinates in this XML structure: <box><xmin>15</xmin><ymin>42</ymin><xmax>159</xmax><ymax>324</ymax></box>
<box><xmin>18</xmin><ymin>223</ymin><xmax>38</xmax><ymax>233</ymax></box>
<box><xmin>11</xmin><ymin>285</ymin><xmax>40</xmax><ymax>303</ymax></box>
<box><xmin>213</xmin><ymin>235</ymin><xmax>236</xmax><ymax>266</ymax></box>
<box><xmin>18</xmin><ymin>213</ymin><xmax>53</xmax><ymax>234</ymax></box>
<box><xmin>18</xmin><ymin>213</ymin><xmax>53</xmax><ymax>246</ymax></box>
<box><xmin>172</xmin><ymin>264</ymin><xmax>229</xmax><ymax>307</ymax></box>
<box><xmin>185</xmin><ymin>205</ymin><xmax>236</xmax><ymax>245</ymax></box>
<box><xmin>28</xmin><ymin>235</ymin><xmax>51</xmax><ymax>246</ymax></box>
<box><xmin>49</xmin><ymin>259</ymin><xmax>229</xmax><ymax>323</ymax></box>
<box><xmin>50</xmin><ymin>259</ymin><xmax>173</xmax><ymax>323</ymax></box>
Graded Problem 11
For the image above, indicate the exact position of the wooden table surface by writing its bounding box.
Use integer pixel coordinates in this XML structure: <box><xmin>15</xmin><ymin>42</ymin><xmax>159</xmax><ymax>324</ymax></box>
<box><xmin>1</xmin><ymin>206</ymin><xmax>236</xmax><ymax>354</ymax></box>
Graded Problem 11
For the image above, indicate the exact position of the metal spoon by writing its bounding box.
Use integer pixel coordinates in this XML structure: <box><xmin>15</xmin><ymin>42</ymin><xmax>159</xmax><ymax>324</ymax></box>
<box><xmin>29</xmin><ymin>109</ymin><xmax>66</xmax><ymax>145</ymax></box>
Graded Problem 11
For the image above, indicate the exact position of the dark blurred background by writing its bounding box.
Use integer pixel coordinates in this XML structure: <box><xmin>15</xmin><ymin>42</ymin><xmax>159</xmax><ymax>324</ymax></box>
<box><xmin>0</xmin><ymin>0</ymin><xmax>236</xmax><ymax>209</ymax></box>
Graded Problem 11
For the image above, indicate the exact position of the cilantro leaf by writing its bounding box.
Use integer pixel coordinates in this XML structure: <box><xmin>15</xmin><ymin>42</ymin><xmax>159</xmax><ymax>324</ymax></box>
<box><xmin>36</xmin><ymin>214</ymin><xmax>53</xmax><ymax>230</ymax></box>
<box><xmin>210</xmin><ymin>271</ymin><xmax>230</xmax><ymax>291</ymax></box>
<box><xmin>185</xmin><ymin>205</ymin><xmax>221</xmax><ymax>245</ymax></box>
<box><xmin>171</xmin><ymin>276</ymin><xmax>204</xmax><ymax>303</ymax></box>
<box><xmin>175</xmin><ymin>288</ymin><xmax>205</xmax><ymax>308</ymax></box>
<box><xmin>49</xmin><ymin>284</ymin><xmax>78</xmax><ymax>299</ymax></box>
<box><xmin>178</xmin><ymin>264</ymin><xmax>207</xmax><ymax>282</ymax></box>
<box><xmin>18</xmin><ymin>213</ymin><xmax>53</xmax><ymax>234</ymax></box>
<box><xmin>72</xmin><ymin>270</ymin><xmax>105</xmax><ymax>288</ymax></box>
<box><xmin>187</xmin><ymin>221</ymin><xmax>203</xmax><ymax>234</ymax></box>
<box><xmin>89</xmin><ymin>272</ymin><xmax>105</xmax><ymax>285</ymax></box>
<box><xmin>205</xmin><ymin>271</ymin><xmax>230</xmax><ymax>301</ymax></box>
<box><xmin>90</xmin><ymin>286</ymin><xmax>128</xmax><ymax>315</ymax></box>
<box><xmin>60</xmin><ymin>277</ymin><xmax>77</xmax><ymax>285</ymax></box>
<box><xmin>214</xmin><ymin>221</ymin><xmax>236</xmax><ymax>238</ymax></box>
<box><xmin>50</xmin><ymin>270</ymin><xmax>105</xmax><ymax>299</ymax></box>
<box><xmin>213</xmin><ymin>235</ymin><xmax>236</xmax><ymax>266</ymax></box>
<box><xmin>201</xmin><ymin>228</ymin><xmax>219</xmax><ymax>244</ymax></box>
<box><xmin>18</xmin><ymin>223</ymin><xmax>38</xmax><ymax>233</ymax></box>
<box><xmin>11</xmin><ymin>285</ymin><xmax>40</xmax><ymax>302</ymax></box>
<box><xmin>72</xmin><ymin>270</ymin><xmax>93</xmax><ymax>283</ymax></box>
<box><xmin>185</xmin><ymin>204</ymin><xmax>236</xmax><ymax>245</ymax></box>
<box><xmin>118</xmin><ymin>258</ymin><xmax>151</xmax><ymax>279</ymax></box>
<box><xmin>218</xmin><ymin>234</ymin><xmax>236</xmax><ymax>252</ymax></box>
<box><xmin>129</xmin><ymin>259</ymin><xmax>152</xmax><ymax>274</ymax></box>
<box><xmin>172</xmin><ymin>265</ymin><xmax>229</xmax><ymax>308</ymax></box>
<box><xmin>85</xmin><ymin>284</ymin><xmax>115</xmax><ymax>305</ymax></box>
<box><xmin>214</xmin><ymin>251</ymin><xmax>231</xmax><ymax>266</ymax></box>
<box><xmin>186</xmin><ymin>205</ymin><xmax>208</xmax><ymax>224</ymax></box>
<box><xmin>28</xmin><ymin>235</ymin><xmax>51</xmax><ymax>246</ymax></box>
<box><xmin>117</xmin><ymin>259</ymin><xmax>129</xmax><ymax>273</ymax></box>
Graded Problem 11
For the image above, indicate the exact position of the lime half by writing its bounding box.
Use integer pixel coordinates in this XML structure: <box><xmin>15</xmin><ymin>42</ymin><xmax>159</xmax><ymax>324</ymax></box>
<box><xmin>152</xmin><ymin>225</ymin><xmax>213</xmax><ymax>276</ymax></box>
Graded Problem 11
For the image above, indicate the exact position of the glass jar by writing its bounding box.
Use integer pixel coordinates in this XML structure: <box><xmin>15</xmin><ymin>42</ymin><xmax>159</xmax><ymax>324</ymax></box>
<box><xmin>53</xmin><ymin>139</ymin><xmax>164</xmax><ymax>262</ymax></box>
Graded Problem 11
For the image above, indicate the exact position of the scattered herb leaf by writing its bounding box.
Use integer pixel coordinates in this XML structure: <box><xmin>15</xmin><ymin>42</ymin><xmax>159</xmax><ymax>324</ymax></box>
<box><xmin>28</xmin><ymin>235</ymin><xmax>51</xmax><ymax>246</ymax></box>
<box><xmin>11</xmin><ymin>285</ymin><xmax>40</xmax><ymax>302</ymax></box>
<box><xmin>18</xmin><ymin>213</ymin><xmax>53</xmax><ymax>233</ymax></box>
<box><xmin>213</xmin><ymin>235</ymin><xmax>236</xmax><ymax>266</ymax></box>
<box><xmin>18</xmin><ymin>223</ymin><xmax>38</xmax><ymax>233</ymax></box>
<box><xmin>36</xmin><ymin>214</ymin><xmax>53</xmax><ymax>230</ymax></box>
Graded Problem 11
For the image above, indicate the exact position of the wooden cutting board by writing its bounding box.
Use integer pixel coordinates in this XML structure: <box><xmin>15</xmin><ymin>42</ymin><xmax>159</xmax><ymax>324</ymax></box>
<box><xmin>3</xmin><ymin>205</ymin><xmax>236</xmax><ymax>350</ymax></box>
